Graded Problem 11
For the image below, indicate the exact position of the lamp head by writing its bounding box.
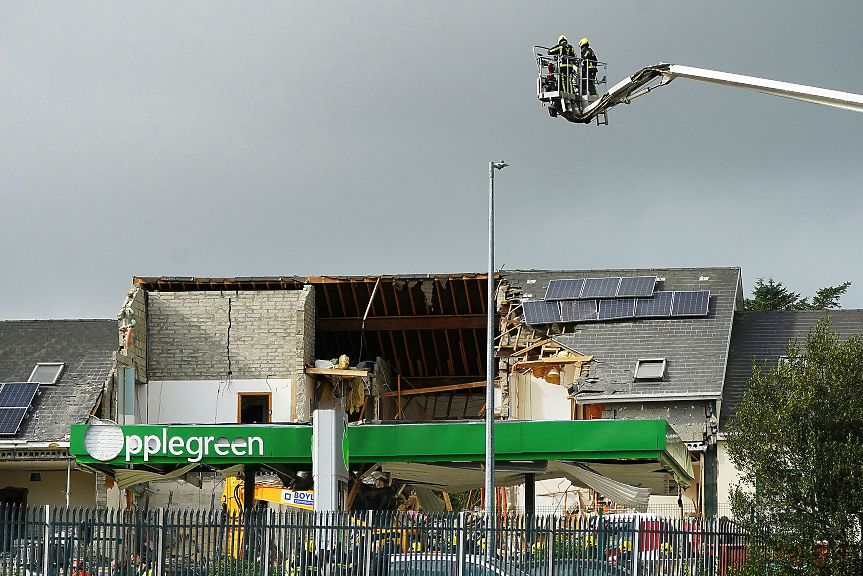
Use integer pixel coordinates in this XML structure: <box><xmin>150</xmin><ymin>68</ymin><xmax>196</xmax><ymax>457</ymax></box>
<box><xmin>492</xmin><ymin>161</ymin><xmax>508</xmax><ymax>170</ymax></box>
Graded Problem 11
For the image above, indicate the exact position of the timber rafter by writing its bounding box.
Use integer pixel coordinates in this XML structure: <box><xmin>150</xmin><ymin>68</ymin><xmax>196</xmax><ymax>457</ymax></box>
<box><xmin>310</xmin><ymin>275</ymin><xmax>496</xmax><ymax>405</ymax></box>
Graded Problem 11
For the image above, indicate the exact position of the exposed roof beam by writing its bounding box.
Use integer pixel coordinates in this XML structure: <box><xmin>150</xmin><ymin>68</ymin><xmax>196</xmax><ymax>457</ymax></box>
<box><xmin>457</xmin><ymin>329</ymin><xmax>470</xmax><ymax>375</ymax></box>
<box><xmin>391</xmin><ymin>375</ymin><xmax>484</xmax><ymax>383</ymax></box>
<box><xmin>317</xmin><ymin>315</ymin><xmax>486</xmax><ymax>331</ymax></box>
<box><xmin>380</xmin><ymin>380</ymin><xmax>494</xmax><ymax>397</ymax></box>
<box><xmin>306</xmin><ymin>368</ymin><xmax>369</xmax><ymax>378</ymax></box>
<box><xmin>513</xmin><ymin>356</ymin><xmax>592</xmax><ymax>369</ymax></box>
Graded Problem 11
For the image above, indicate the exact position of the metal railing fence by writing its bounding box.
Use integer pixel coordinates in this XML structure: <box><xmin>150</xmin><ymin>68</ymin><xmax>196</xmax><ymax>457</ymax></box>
<box><xmin>533</xmin><ymin>46</ymin><xmax>608</xmax><ymax>100</ymax></box>
<box><xmin>1</xmin><ymin>506</ymin><xmax>755</xmax><ymax>576</ymax></box>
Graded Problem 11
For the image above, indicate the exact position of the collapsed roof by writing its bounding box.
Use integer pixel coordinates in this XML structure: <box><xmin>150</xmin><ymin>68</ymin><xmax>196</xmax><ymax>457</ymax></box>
<box><xmin>136</xmin><ymin>274</ymin><xmax>493</xmax><ymax>419</ymax></box>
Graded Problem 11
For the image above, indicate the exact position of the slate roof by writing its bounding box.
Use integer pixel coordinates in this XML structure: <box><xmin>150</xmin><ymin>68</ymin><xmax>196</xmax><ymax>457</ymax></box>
<box><xmin>503</xmin><ymin>267</ymin><xmax>742</xmax><ymax>402</ymax></box>
<box><xmin>720</xmin><ymin>310</ymin><xmax>863</xmax><ymax>433</ymax></box>
<box><xmin>0</xmin><ymin>320</ymin><xmax>116</xmax><ymax>443</ymax></box>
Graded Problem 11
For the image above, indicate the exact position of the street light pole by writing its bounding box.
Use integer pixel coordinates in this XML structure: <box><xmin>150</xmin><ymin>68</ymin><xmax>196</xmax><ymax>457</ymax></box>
<box><xmin>486</xmin><ymin>161</ymin><xmax>507</xmax><ymax>524</ymax></box>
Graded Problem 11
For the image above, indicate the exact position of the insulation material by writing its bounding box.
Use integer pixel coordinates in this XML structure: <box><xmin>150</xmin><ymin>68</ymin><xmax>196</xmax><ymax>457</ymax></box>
<box><xmin>345</xmin><ymin>377</ymin><xmax>365</xmax><ymax>414</ymax></box>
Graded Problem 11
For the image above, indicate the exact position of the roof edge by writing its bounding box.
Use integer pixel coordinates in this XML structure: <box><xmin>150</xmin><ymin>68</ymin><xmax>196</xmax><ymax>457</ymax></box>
<box><xmin>576</xmin><ymin>392</ymin><xmax>721</xmax><ymax>403</ymax></box>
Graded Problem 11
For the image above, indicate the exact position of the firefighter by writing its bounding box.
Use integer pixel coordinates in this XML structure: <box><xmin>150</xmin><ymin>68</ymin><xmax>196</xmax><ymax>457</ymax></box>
<box><xmin>579</xmin><ymin>38</ymin><xmax>598</xmax><ymax>97</ymax></box>
<box><xmin>548</xmin><ymin>35</ymin><xmax>576</xmax><ymax>93</ymax></box>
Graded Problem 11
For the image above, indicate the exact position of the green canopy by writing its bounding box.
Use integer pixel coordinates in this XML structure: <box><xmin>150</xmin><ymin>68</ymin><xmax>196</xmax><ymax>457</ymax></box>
<box><xmin>71</xmin><ymin>418</ymin><xmax>693</xmax><ymax>489</ymax></box>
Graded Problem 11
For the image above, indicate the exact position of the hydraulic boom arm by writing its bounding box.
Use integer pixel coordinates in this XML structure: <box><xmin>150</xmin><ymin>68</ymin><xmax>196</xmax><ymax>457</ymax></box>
<box><xmin>665</xmin><ymin>65</ymin><xmax>863</xmax><ymax>113</ymax></box>
<box><xmin>538</xmin><ymin>61</ymin><xmax>863</xmax><ymax>125</ymax></box>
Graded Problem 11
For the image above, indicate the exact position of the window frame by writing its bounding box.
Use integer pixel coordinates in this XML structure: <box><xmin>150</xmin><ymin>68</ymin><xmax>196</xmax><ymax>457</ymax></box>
<box><xmin>237</xmin><ymin>392</ymin><xmax>272</xmax><ymax>423</ymax></box>
<box><xmin>634</xmin><ymin>358</ymin><xmax>667</xmax><ymax>381</ymax></box>
<box><xmin>27</xmin><ymin>363</ymin><xmax>65</xmax><ymax>385</ymax></box>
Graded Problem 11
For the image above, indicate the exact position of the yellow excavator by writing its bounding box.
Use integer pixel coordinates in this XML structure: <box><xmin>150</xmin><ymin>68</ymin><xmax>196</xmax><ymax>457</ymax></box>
<box><xmin>221</xmin><ymin>477</ymin><xmax>430</xmax><ymax>559</ymax></box>
<box><xmin>222</xmin><ymin>476</ymin><xmax>314</xmax><ymax>514</ymax></box>
<box><xmin>219</xmin><ymin>477</ymin><xmax>314</xmax><ymax>557</ymax></box>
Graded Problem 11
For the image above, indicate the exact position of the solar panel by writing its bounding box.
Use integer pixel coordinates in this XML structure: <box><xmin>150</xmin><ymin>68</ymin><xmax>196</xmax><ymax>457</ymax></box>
<box><xmin>559</xmin><ymin>300</ymin><xmax>598</xmax><ymax>322</ymax></box>
<box><xmin>617</xmin><ymin>276</ymin><xmax>657</xmax><ymax>297</ymax></box>
<box><xmin>599</xmin><ymin>298</ymin><xmax>636</xmax><ymax>320</ymax></box>
<box><xmin>0</xmin><ymin>383</ymin><xmax>39</xmax><ymax>408</ymax></box>
<box><xmin>522</xmin><ymin>300</ymin><xmax>561</xmax><ymax>325</ymax></box>
<box><xmin>0</xmin><ymin>408</ymin><xmax>28</xmax><ymax>435</ymax></box>
<box><xmin>634</xmin><ymin>291</ymin><xmax>674</xmax><ymax>317</ymax></box>
<box><xmin>545</xmin><ymin>279</ymin><xmax>585</xmax><ymax>300</ymax></box>
<box><xmin>672</xmin><ymin>291</ymin><xmax>710</xmax><ymax>316</ymax></box>
<box><xmin>581</xmin><ymin>277</ymin><xmax>621</xmax><ymax>299</ymax></box>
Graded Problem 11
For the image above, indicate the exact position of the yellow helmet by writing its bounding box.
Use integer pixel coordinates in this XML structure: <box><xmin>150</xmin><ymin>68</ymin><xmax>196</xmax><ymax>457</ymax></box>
<box><xmin>579</xmin><ymin>38</ymin><xmax>589</xmax><ymax>47</ymax></box>
<box><xmin>558</xmin><ymin>35</ymin><xmax>568</xmax><ymax>44</ymax></box>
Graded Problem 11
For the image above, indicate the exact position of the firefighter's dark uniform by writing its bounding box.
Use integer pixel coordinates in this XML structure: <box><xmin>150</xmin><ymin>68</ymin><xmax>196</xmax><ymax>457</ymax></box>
<box><xmin>548</xmin><ymin>41</ymin><xmax>576</xmax><ymax>94</ymax></box>
<box><xmin>580</xmin><ymin>43</ymin><xmax>598</xmax><ymax>96</ymax></box>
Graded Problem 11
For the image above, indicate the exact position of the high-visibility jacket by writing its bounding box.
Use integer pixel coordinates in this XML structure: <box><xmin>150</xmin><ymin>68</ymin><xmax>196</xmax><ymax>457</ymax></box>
<box><xmin>581</xmin><ymin>45</ymin><xmax>597</xmax><ymax>72</ymax></box>
<box><xmin>548</xmin><ymin>42</ymin><xmax>576</xmax><ymax>69</ymax></box>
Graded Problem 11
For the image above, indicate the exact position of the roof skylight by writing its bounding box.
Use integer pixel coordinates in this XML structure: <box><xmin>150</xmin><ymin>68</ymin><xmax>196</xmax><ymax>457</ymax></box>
<box><xmin>28</xmin><ymin>363</ymin><xmax>65</xmax><ymax>385</ymax></box>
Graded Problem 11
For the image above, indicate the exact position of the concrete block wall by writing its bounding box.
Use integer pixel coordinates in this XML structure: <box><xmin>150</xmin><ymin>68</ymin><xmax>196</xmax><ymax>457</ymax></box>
<box><xmin>602</xmin><ymin>400</ymin><xmax>712</xmax><ymax>443</ymax></box>
<box><xmin>147</xmin><ymin>287</ymin><xmax>314</xmax><ymax>382</ymax></box>
<box><xmin>296</xmin><ymin>288</ymin><xmax>315</xmax><ymax>422</ymax></box>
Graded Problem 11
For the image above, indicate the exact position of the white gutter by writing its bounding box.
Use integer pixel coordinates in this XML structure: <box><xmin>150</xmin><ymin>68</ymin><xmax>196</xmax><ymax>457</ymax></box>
<box><xmin>575</xmin><ymin>392</ymin><xmax>721</xmax><ymax>404</ymax></box>
<box><xmin>0</xmin><ymin>441</ymin><xmax>71</xmax><ymax>448</ymax></box>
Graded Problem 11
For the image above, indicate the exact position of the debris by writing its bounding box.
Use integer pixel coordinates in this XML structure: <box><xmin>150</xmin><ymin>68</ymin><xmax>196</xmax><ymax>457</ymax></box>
<box><xmin>345</xmin><ymin>377</ymin><xmax>365</xmax><ymax>414</ymax></box>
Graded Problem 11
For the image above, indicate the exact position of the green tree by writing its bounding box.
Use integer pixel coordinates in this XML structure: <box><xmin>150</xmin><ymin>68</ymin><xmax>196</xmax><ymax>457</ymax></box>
<box><xmin>744</xmin><ymin>278</ymin><xmax>851</xmax><ymax>311</ymax></box>
<box><xmin>448</xmin><ymin>489</ymin><xmax>482</xmax><ymax>511</ymax></box>
<box><xmin>811</xmin><ymin>282</ymin><xmax>852</xmax><ymax>310</ymax></box>
<box><xmin>727</xmin><ymin>319</ymin><xmax>863</xmax><ymax>575</ymax></box>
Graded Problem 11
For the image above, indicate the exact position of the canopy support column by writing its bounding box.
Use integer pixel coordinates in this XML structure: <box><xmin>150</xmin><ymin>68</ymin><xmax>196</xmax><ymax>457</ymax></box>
<box><xmin>244</xmin><ymin>465</ymin><xmax>257</xmax><ymax>515</ymax></box>
<box><xmin>524</xmin><ymin>473</ymin><xmax>535</xmax><ymax>516</ymax></box>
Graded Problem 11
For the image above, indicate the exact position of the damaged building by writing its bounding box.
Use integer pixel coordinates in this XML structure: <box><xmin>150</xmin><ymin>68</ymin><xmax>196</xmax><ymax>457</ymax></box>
<box><xmin>499</xmin><ymin>267</ymin><xmax>742</xmax><ymax>516</ymax></box>
<box><xmin>103</xmin><ymin>275</ymin><xmax>498</xmax><ymax>508</ymax></box>
<box><xmin>85</xmin><ymin>268</ymin><xmax>748</xmax><ymax>515</ymax></box>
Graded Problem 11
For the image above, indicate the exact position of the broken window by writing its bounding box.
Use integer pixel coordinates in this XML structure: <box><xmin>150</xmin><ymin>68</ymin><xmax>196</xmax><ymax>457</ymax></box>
<box><xmin>634</xmin><ymin>359</ymin><xmax>666</xmax><ymax>381</ymax></box>
<box><xmin>238</xmin><ymin>393</ymin><xmax>271</xmax><ymax>423</ymax></box>
<box><xmin>28</xmin><ymin>363</ymin><xmax>64</xmax><ymax>385</ymax></box>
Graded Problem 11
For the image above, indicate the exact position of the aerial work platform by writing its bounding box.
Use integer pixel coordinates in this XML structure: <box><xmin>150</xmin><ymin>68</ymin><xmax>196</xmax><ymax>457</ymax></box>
<box><xmin>535</xmin><ymin>48</ymin><xmax>863</xmax><ymax>125</ymax></box>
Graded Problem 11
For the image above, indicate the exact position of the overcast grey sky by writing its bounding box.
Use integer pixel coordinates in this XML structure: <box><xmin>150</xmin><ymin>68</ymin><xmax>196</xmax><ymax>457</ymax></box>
<box><xmin>1</xmin><ymin>1</ymin><xmax>862</xmax><ymax>319</ymax></box>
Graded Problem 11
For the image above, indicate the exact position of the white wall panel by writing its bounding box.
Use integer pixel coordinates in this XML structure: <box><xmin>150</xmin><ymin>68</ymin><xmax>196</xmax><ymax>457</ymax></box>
<box><xmin>143</xmin><ymin>379</ymin><xmax>295</xmax><ymax>424</ymax></box>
